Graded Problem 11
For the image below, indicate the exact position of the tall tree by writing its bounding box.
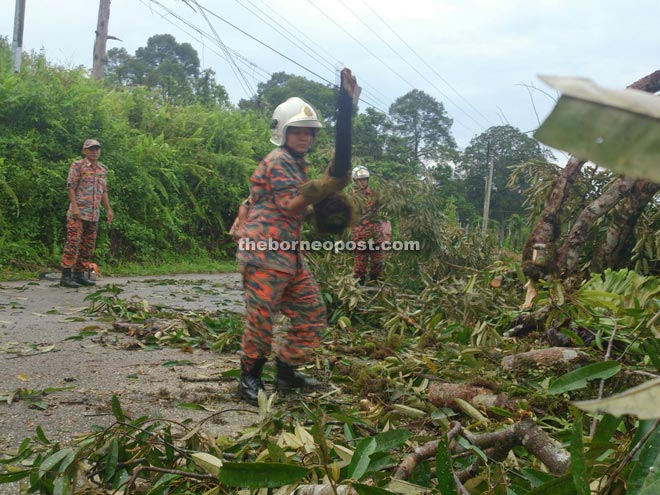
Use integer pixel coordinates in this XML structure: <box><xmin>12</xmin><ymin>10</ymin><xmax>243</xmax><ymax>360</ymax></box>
<box><xmin>388</xmin><ymin>89</ymin><xmax>457</xmax><ymax>168</ymax></box>
<box><xmin>456</xmin><ymin>125</ymin><xmax>552</xmax><ymax>226</ymax></box>
<box><xmin>106</xmin><ymin>35</ymin><xmax>228</xmax><ymax>106</ymax></box>
<box><xmin>238</xmin><ymin>72</ymin><xmax>336</xmax><ymax>122</ymax></box>
<box><xmin>353</xmin><ymin>107</ymin><xmax>389</xmax><ymax>161</ymax></box>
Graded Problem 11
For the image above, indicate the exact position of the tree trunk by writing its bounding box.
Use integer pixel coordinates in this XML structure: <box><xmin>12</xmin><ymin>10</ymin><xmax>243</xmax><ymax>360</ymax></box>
<box><xmin>522</xmin><ymin>156</ymin><xmax>585</xmax><ymax>280</ymax></box>
<box><xmin>92</xmin><ymin>0</ymin><xmax>111</xmax><ymax>80</ymax></box>
<box><xmin>523</xmin><ymin>70</ymin><xmax>660</xmax><ymax>282</ymax></box>
<box><xmin>592</xmin><ymin>180</ymin><xmax>660</xmax><ymax>271</ymax></box>
<box><xmin>557</xmin><ymin>175</ymin><xmax>636</xmax><ymax>275</ymax></box>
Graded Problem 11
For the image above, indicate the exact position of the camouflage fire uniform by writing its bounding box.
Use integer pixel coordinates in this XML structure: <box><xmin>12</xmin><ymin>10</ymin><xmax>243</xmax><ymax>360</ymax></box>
<box><xmin>61</xmin><ymin>158</ymin><xmax>108</xmax><ymax>271</ymax></box>
<box><xmin>236</xmin><ymin>146</ymin><xmax>326</xmax><ymax>368</ymax></box>
<box><xmin>351</xmin><ymin>187</ymin><xmax>385</xmax><ymax>281</ymax></box>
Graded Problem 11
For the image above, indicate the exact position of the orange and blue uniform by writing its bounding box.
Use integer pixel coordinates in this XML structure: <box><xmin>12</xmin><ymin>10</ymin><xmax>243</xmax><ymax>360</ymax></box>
<box><xmin>61</xmin><ymin>159</ymin><xmax>108</xmax><ymax>270</ymax></box>
<box><xmin>237</xmin><ymin>146</ymin><xmax>326</xmax><ymax>368</ymax></box>
<box><xmin>352</xmin><ymin>187</ymin><xmax>385</xmax><ymax>281</ymax></box>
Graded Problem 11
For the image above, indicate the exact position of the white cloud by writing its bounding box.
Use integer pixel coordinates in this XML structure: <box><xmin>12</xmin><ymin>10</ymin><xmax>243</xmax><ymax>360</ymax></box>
<box><xmin>2</xmin><ymin>0</ymin><xmax>659</xmax><ymax>147</ymax></box>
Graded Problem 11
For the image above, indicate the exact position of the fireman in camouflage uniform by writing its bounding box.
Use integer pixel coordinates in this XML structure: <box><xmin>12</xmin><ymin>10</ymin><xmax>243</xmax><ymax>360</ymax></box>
<box><xmin>351</xmin><ymin>166</ymin><xmax>385</xmax><ymax>284</ymax></box>
<box><xmin>235</xmin><ymin>79</ymin><xmax>358</xmax><ymax>405</ymax></box>
<box><xmin>60</xmin><ymin>139</ymin><xmax>113</xmax><ymax>288</ymax></box>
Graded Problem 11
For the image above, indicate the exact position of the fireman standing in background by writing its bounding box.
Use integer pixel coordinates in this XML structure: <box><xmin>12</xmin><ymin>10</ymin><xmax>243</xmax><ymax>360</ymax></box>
<box><xmin>60</xmin><ymin>139</ymin><xmax>113</xmax><ymax>288</ymax></box>
<box><xmin>351</xmin><ymin>166</ymin><xmax>386</xmax><ymax>284</ymax></box>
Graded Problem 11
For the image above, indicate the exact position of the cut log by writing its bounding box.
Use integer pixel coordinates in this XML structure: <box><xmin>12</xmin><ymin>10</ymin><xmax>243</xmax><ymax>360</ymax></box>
<box><xmin>501</xmin><ymin>347</ymin><xmax>590</xmax><ymax>372</ymax></box>
<box><xmin>428</xmin><ymin>383</ymin><xmax>517</xmax><ymax>411</ymax></box>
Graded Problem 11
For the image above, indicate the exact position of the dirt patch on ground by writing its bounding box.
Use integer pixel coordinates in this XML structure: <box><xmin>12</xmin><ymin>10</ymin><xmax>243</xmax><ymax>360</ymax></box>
<box><xmin>0</xmin><ymin>273</ymin><xmax>260</xmax><ymax>472</ymax></box>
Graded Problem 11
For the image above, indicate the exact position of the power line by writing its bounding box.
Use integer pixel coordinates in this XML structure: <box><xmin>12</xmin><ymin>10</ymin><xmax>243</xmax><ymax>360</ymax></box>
<box><xmin>303</xmin><ymin>0</ymin><xmax>475</xmax><ymax>136</ymax></box>
<box><xmin>235</xmin><ymin>0</ymin><xmax>336</xmax><ymax>74</ymax></box>
<box><xmin>187</xmin><ymin>0</ymin><xmax>256</xmax><ymax>99</ymax></box>
<box><xmin>336</xmin><ymin>0</ymin><xmax>488</xmax><ymax>132</ymax></box>
<box><xmin>359</xmin><ymin>0</ymin><xmax>496</xmax><ymax>129</ymax></box>
<box><xmin>142</xmin><ymin>0</ymin><xmax>269</xmax><ymax>97</ymax></box>
<box><xmin>178</xmin><ymin>1</ymin><xmax>392</xmax><ymax>114</ymax></box>
<box><xmin>247</xmin><ymin>0</ymin><xmax>393</xmax><ymax>110</ymax></box>
<box><xmin>139</xmin><ymin>0</ymin><xmax>271</xmax><ymax>82</ymax></box>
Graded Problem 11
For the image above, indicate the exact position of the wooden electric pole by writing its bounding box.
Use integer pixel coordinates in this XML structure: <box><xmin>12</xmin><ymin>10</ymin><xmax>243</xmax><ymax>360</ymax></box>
<box><xmin>11</xmin><ymin>0</ymin><xmax>26</xmax><ymax>73</ymax></box>
<box><xmin>482</xmin><ymin>140</ymin><xmax>494</xmax><ymax>237</ymax></box>
<box><xmin>92</xmin><ymin>0</ymin><xmax>111</xmax><ymax>80</ymax></box>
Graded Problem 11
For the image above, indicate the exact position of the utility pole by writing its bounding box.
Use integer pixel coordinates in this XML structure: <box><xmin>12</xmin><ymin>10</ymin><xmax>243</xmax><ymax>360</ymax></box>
<box><xmin>482</xmin><ymin>140</ymin><xmax>494</xmax><ymax>237</ymax></box>
<box><xmin>11</xmin><ymin>0</ymin><xmax>26</xmax><ymax>73</ymax></box>
<box><xmin>92</xmin><ymin>0</ymin><xmax>111</xmax><ymax>80</ymax></box>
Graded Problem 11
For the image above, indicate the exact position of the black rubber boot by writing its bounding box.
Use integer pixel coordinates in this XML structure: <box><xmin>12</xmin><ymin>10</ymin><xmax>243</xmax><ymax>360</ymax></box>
<box><xmin>237</xmin><ymin>358</ymin><xmax>268</xmax><ymax>405</ymax></box>
<box><xmin>275</xmin><ymin>358</ymin><xmax>321</xmax><ymax>392</ymax></box>
<box><xmin>60</xmin><ymin>268</ymin><xmax>81</xmax><ymax>288</ymax></box>
<box><xmin>73</xmin><ymin>271</ymin><xmax>96</xmax><ymax>286</ymax></box>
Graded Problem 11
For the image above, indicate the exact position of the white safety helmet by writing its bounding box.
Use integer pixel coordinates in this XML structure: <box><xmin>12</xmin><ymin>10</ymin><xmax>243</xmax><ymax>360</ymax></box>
<box><xmin>269</xmin><ymin>97</ymin><xmax>323</xmax><ymax>146</ymax></box>
<box><xmin>352</xmin><ymin>166</ymin><xmax>370</xmax><ymax>180</ymax></box>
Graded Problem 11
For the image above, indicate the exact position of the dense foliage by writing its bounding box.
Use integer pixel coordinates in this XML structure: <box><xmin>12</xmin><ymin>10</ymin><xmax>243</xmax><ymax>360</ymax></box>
<box><xmin>0</xmin><ymin>37</ymin><xmax>549</xmax><ymax>272</ymax></box>
<box><xmin>0</xmin><ymin>40</ymin><xmax>265</xmax><ymax>269</ymax></box>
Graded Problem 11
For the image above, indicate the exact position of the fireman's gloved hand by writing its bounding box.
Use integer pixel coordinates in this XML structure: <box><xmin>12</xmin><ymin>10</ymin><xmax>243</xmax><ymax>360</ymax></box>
<box><xmin>298</xmin><ymin>165</ymin><xmax>350</xmax><ymax>204</ymax></box>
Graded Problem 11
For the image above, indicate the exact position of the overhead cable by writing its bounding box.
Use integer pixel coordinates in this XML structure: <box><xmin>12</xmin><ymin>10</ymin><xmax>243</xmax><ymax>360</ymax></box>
<box><xmin>359</xmin><ymin>0</ymin><xmax>495</xmax><ymax>128</ymax></box>
<box><xmin>304</xmin><ymin>0</ymin><xmax>475</xmax><ymax>135</ymax></box>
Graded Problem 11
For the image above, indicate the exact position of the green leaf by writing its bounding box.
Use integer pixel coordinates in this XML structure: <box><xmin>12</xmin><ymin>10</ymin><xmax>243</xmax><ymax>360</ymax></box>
<box><xmin>148</xmin><ymin>473</ymin><xmax>180</xmax><ymax>494</ymax></box>
<box><xmin>521</xmin><ymin>468</ymin><xmax>554</xmax><ymax>488</ymax></box>
<box><xmin>103</xmin><ymin>438</ymin><xmax>119</xmax><ymax>482</ymax></box>
<box><xmin>38</xmin><ymin>448</ymin><xmax>76</xmax><ymax>478</ymax></box>
<box><xmin>177</xmin><ymin>402</ymin><xmax>207</xmax><ymax>410</ymax></box>
<box><xmin>266</xmin><ymin>442</ymin><xmax>288</xmax><ymax>464</ymax></box>
<box><xmin>548</xmin><ymin>361</ymin><xmax>621</xmax><ymax>395</ymax></box>
<box><xmin>528</xmin><ymin>474</ymin><xmax>577</xmax><ymax>495</ymax></box>
<box><xmin>218</xmin><ymin>462</ymin><xmax>309</xmax><ymax>488</ymax></box>
<box><xmin>353</xmin><ymin>482</ymin><xmax>399</xmax><ymax>495</ymax></box>
<box><xmin>569</xmin><ymin>415</ymin><xmax>590</xmax><ymax>495</ymax></box>
<box><xmin>53</xmin><ymin>476</ymin><xmax>68</xmax><ymax>495</ymax></box>
<box><xmin>573</xmin><ymin>378</ymin><xmax>660</xmax><ymax>418</ymax></box>
<box><xmin>347</xmin><ymin>437</ymin><xmax>377</xmax><ymax>481</ymax></box>
<box><xmin>627</xmin><ymin>423</ymin><xmax>660</xmax><ymax>495</ymax></box>
<box><xmin>588</xmin><ymin>414</ymin><xmax>621</xmax><ymax>461</ymax></box>
<box><xmin>0</xmin><ymin>470</ymin><xmax>31</xmax><ymax>483</ymax></box>
<box><xmin>639</xmin><ymin>478</ymin><xmax>660</xmax><ymax>495</ymax></box>
<box><xmin>191</xmin><ymin>452</ymin><xmax>223</xmax><ymax>475</ymax></box>
<box><xmin>162</xmin><ymin>360</ymin><xmax>194</xmax><ymax>367</ymax></box>
<box><xmin>435</xmin><ymin>435</ymin><xmax>458</xmax><ymax>495</ymax></box>
<box><xmin>110</xmin><ymin>395</ymin><xmax>125</xmax><ymax>422</ymax></box>
<box><xmin>35</xmin><ymin>425</ymin><xmax>51</xmax><ymax>444</ymax></box>
<box><xmin>534</xmin><ymin>76</ymin><xmax>660</xmax><ymax>183</ymax></box>
<box><xmin>373</xmin><ymin>429</ymin><xmax>412</xmax><ymax>452</ymax></box>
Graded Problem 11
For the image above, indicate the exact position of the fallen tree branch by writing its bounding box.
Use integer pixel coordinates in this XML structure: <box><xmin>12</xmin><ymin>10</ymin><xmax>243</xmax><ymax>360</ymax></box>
<box><xmin>394</xmin><ymin>417</ymin><xmax>571</xmax><ymax>487</ymax></box>
<box><xmin>293</xmin><ymin>485</ymin><xmax>357</xmax><ymax>495</ymax></box>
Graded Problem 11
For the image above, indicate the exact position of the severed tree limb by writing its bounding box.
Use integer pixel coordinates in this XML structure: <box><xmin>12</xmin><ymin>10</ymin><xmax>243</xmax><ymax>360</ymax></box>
<box><xmin>591</xmin><ymin>180</ymin><xmax>660</xmax><ymax>272</ymax></box>
<box><xmin>293</xmin><ymin>485</ymin><xmax>357</xmax><ymax>495</ymax></box>
<box><xmin>557</xmin><ymin>175</ymin><xmax>636</xmax><ymax>276</ymax></box>
<box><xmin>428</xmin><ymin>382</ymin><xmax>517</xmax><ymax>411</ymax></box>
<box><xmin>394</xmin><ymin>417</ymin><xmax>570</xmax><ymax>487</ymax></box>
<box><xmin>627</xmin><ymin>69</ymin><xmax>660</xmax><ymax>92</ymax></box>
<box><xmin>393</xmin><ymin>422</ymin><xmax>462</xmax><ymax>480</ymax></box>
<box><xmin>522</xmin><ymin>69</ymin><xmax>660</xmax><ymax>282</ymax></box>
<box><xmin>522</xmin><ymin>156</ymin><xmax>585</xmax><ymax>281</ymax></box>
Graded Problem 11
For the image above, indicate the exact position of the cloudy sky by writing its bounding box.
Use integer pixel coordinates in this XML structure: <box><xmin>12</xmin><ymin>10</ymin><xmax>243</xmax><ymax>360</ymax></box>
<box><xmin>2</xmin><ymin>0</ymin><xmax>658</xmax><ymax>147</ymax></box>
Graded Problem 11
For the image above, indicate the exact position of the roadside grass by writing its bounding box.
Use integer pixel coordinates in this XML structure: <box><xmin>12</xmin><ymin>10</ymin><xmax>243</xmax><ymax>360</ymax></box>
<box><xmin>0</xmin><ymin>257</ymin><xmax>238</xmax><ymax>282</ymax></box>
